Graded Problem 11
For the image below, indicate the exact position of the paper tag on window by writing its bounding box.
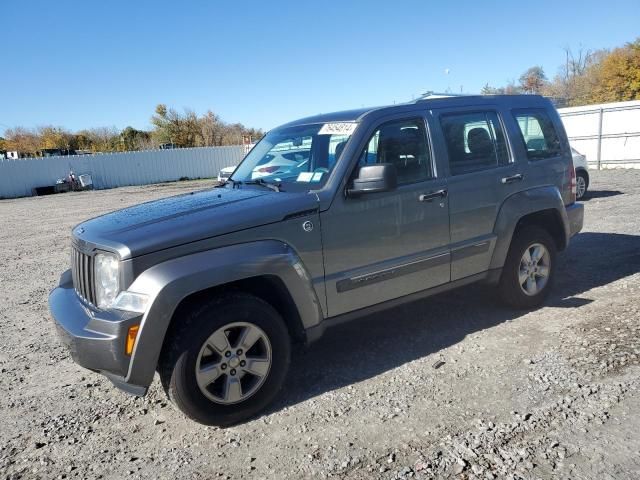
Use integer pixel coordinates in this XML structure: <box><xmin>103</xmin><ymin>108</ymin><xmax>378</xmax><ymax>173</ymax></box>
<box><xmin>318</xmin><ymin>122</ymin><xmax>357</xmax><ymax>135</ymax></box>
<box><xmin>311</xmin><ymin>172</ymin><xmax>323</xmax><ymax>182</ymax></box>
<box><xmin>296</xmin><ymin>172</ymin><xmax>314</xmax><ymax>182</ymax></box>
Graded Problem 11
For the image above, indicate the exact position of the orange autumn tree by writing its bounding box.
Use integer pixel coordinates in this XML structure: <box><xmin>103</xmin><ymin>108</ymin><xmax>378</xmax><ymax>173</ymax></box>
<box><xmin>589</xmin><ymin>38</ymin><xmax>640</xmax><ymax>103</ymax></box>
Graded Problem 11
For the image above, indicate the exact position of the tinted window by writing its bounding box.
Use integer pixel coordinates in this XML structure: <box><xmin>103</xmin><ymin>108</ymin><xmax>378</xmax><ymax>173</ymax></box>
<box><xmin>358</xmin><ymin>119</ymin><xmax>433</xmax><ymax>184</ymax></box>
<box><xmin>513</xmin><ymin>109</ymin><xmax>562</xmax><ymax>160</ymax></box>
<box><xmin>440</xmin><ymin>111</ymin><xmax>509</xmax><ymax>176</ymax></box>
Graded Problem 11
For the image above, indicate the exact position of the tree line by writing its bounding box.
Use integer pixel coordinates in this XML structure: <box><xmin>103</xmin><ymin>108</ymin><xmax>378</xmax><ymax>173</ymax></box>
<box><xmin>482</xmin><ymin>38</ymin><xmax>640</xmax><ymax>106</ymax></box>
<box><xmin>0</xmin><ymin>104</ymin><xmax>264</xmax><ymax>156</ymax></box>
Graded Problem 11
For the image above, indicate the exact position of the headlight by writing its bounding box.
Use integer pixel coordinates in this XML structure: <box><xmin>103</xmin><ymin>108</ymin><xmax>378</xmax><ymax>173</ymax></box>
<box><xmin>95</xmin><ymin>253</ymin><xmax>120</xmax><ymax>309</ymax></box>
<box><xmin>112</xmin><ymin>291</ymin><xmax>149</xmax><ymax>313</ymax></box>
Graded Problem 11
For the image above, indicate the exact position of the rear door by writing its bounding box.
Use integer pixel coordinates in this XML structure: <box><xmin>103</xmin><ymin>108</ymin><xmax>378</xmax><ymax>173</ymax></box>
<box><xmin>431</xmin><ymin>106</ymin><xmax>525</xmax><ymax>280</ymax></box>
<box><xmin>321</xmin><ymin>114</ymin><xmax>450</xmax><ymax>316</ymax></box>
<box><xmin>510</xmin><ymin>108</ymin><xmax>573</xmax><ymax>205</ymax></box>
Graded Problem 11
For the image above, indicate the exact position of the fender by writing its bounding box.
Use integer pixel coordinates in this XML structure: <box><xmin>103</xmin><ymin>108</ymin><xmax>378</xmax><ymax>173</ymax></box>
<box><xmin>490</xmin><ymin>186</ymin><xmax>570</xmax><ymax>270</ymax></box>
<box><xmin>123</xmin><ymin>240</ymin><xmax>324</xmax><ymax>388</ymax></box>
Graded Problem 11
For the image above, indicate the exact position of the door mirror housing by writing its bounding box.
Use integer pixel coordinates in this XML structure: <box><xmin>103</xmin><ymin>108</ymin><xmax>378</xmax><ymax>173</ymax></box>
<box><xmin>347</xmin><ymin>163</ymin><xmax>397</xmax><ymax>197</ymax></box>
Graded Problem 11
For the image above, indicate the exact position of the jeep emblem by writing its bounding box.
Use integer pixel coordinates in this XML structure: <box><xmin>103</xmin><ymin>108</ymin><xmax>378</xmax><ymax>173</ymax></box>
<box><xmin>302</xmin><ymin>221</ymin><xmax>313</xmax><ymax>232</ymax></box>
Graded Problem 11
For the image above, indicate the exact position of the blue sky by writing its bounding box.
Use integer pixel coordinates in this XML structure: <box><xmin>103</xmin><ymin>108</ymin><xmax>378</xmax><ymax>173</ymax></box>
<box><xmin>1</xmin><ymin>0</ymin><xmax>639</xmax><ymax>134</ymax></box>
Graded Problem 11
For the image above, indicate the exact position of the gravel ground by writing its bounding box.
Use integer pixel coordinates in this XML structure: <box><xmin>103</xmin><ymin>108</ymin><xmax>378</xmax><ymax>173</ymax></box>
<box><xmin>1</xmin><ymin>170</ymin><xmax>639</xmax><ymax>480</ymax></box>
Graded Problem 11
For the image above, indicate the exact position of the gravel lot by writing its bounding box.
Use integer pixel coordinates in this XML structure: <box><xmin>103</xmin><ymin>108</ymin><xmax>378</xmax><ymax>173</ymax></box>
<box><xmin>1</xmin><ymin>170</ymin><xmax>639</xmax><ymax>480</ymax></box>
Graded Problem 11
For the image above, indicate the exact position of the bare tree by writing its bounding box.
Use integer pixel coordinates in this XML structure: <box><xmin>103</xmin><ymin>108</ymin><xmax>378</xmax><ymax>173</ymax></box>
<box><xmin>199</xmin><ymin>111</ymin><xmax>223</xmax><ymax>146</ymax></box>
<box><xmin>3</xmin><ymin>127</ymin><xmax>41</xmax><ymax>154</ymax></box>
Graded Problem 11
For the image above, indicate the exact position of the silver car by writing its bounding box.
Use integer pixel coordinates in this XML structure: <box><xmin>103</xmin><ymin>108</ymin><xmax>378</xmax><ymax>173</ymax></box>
<box><xmin>571</xmin><ymin>147</ymin><xmax>589</xmax><ymax>199</ymax></box>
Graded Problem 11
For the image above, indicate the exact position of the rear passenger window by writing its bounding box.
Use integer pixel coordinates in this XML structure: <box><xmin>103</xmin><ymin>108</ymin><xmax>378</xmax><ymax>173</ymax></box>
<box><xmin>358</xmin><ymin>118</ymin><xmax>433</xmax><ymax>184</ymax></box>
<box><xmin>513</xmin><ymin>109</ymin><xmax>562</xmax><ymax>160</ymax></box>
<box><xmin>440</xmin><ymin>111</ymin><xmax>509</xmax><ymax>176</ymax></box>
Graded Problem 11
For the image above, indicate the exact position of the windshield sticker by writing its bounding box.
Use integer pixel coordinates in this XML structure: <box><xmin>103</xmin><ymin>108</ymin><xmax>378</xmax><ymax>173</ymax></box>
<box><xmin>318</xmin><ymin>122</ymin><xmax>357</xmax><ymax>135</ymax></box>
<box><xmin>311</xmin><ymin>172</ymin><xmax>324</xmax><ymax>182</ymax></box>
<box><xmin>296</xmin><ymin>172</ymin><xmax>314</xmax><ymax>182</ymax></box>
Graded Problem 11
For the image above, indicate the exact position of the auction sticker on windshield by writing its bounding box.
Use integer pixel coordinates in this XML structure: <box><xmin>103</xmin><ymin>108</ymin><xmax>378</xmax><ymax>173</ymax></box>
<box><xmin>296</xmin><ymin>172</ymin><xmax>314</xmax><ymax>182</ymax></box>
<box><xmin>318</xmin><ymin>122</ymin><xmax>357</xmax><ymax>135</ymax></box>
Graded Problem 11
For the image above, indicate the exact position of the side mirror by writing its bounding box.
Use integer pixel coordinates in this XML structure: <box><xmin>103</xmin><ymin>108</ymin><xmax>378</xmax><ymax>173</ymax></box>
<box><xmin>347</xmin><ymin>163</ymin><xmax>397</xmax><ymax>197</ymax></box>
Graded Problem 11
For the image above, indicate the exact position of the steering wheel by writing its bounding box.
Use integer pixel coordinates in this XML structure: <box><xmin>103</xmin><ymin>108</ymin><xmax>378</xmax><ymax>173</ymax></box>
<box><xmin>314</xmin><ymin>167</ymin><xmax>329</xmax><ymax>174</ymax></box>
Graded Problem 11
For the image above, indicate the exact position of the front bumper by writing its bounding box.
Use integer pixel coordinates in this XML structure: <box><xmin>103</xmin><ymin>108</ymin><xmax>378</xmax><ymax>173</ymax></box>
<box><xmin>48</xmin><ymin>270</ymin><xmax>147</xmax><ymax>395</ymax></box>
<box><xmin>566</xmin><ymin>202</ymin><xmax>584</xmax><ymax>237</ymax></box>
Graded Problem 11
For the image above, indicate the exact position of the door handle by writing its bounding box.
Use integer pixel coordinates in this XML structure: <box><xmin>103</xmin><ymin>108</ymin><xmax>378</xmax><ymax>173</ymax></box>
<box><xmin>501</xmin><ymin>174</ymin><xmax>524</xmax><ymax>184</ymax></box>
<box><xmin>419</xmin><ymin>189</ymin><xmax>448</xmax><ymax>202</ymax></box>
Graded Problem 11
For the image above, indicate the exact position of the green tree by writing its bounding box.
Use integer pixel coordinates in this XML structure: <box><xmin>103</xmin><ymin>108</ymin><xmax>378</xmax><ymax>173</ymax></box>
<box><xmin>480</xmin><ymin>81</ymin><xmax>521</xmax><ymax>95</ymax></box>
<box><xmin>481</xmin><ymin>83</ymin><xmax>500</xmax><ymax>95</ymax></box>
<box><xmin>151</xmin><ymin>103</ymin><xmax>264</xmax><ymax>147</ymax></box>
<box><xmin>120</xmin><ymin>126</ymin><xmax>152</xmax><ymax>151</ymax></box>
<box><xmin>519</xmin><ymin>66</ymin><xmax>547</xmax><ymax>94</ymax></box>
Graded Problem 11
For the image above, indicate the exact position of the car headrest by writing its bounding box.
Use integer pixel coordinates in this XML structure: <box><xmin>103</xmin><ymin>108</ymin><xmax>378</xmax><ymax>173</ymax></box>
<box><xmin>334</xmin><ymin>141</ymin><xmax>347</xmax><ymax>160</ymax></box>
<box><xmin>467</xmin><ymin>128</ymin><xmax>493</xmax><ymax>156</ymax></box>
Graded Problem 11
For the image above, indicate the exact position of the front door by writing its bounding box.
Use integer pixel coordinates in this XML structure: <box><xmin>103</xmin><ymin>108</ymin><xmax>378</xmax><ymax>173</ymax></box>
<box><xmin>321</xmin><ymin>115</ymin><xmax>451</xmax><ymax>317</ymax></box>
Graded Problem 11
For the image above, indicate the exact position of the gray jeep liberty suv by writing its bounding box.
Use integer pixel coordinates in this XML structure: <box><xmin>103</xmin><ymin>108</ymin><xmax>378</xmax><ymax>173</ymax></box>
<box><xmin>49</xmin><ymin>95</ymin><xmax>584</xmax><ymax>426</ymax></box>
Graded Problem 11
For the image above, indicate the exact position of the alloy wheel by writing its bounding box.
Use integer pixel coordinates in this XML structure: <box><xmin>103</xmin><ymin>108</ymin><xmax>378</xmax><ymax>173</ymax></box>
<box><xmin>518</xmin><ymin>243</ymin><xmax>551</xmax><ymax>296</ymax></box>
<box><xmin>576</xmin><ymin>175</ymin><xmax>587</xmax><ymax>199</ymax></box>
<box><xmin>195</xmin><ymin>322</ymin><xmax>272</xmax><ymax>404</ymax></box>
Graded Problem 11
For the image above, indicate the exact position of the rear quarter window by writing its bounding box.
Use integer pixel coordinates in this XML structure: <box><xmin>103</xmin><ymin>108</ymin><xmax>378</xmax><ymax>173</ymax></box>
<box><xmin>513</xmin><ymin>109</ymin><xmax>562</xmax><ymax>160</ymax></box>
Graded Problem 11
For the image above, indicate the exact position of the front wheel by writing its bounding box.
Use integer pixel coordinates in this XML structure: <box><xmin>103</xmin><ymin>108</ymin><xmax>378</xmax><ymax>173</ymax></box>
<box><xmin>498</xmin><ymin>226</ymin><xmax>557</xmax><ymax>309</ymax></box>
<box><xmin>159</xmin><ymin>293</ymin><xmax>291</xmax><ymax>426</ymax></box>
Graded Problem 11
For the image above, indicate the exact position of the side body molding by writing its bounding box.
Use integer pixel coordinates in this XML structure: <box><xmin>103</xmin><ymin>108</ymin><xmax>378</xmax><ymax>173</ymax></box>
<box><xmin>490</xmin><ymin>186</ymin><xmax>570</xmax><ymax>270</ymax></box>
<box><xmin>124</xmin><ymin>240</ymin><xmax>324</xmax><ymax>388</ymax></box>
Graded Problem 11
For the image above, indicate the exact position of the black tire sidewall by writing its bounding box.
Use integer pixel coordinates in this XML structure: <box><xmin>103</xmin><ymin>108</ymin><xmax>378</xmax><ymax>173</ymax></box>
<box><xmin>164</xmin><ymin>294</ymin><xmax>291</xmax><ymax>426</ymax></box>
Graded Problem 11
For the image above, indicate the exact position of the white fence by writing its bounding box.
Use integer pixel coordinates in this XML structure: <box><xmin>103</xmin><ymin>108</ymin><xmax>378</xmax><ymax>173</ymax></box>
<box><xmin>558</xmin><ymin>100</ymin><xmax>640</xmax><ymax>169</ymax></box>
<box><xmin>0</xmin><ymin>146</ymin><xmax>244</xmax><ymax>199</ymax></box>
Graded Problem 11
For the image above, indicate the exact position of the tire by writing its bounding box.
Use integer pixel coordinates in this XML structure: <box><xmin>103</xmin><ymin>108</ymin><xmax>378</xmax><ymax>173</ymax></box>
<box><xmin>576</xmin><ymin>170</ymin><xmax>589</xmax><ymax>199</ymax></box>
<box><xmin>498</xmin><ymin>225</ymin><xmax>557</xmax><ymax>309</ymax></box>
<box><xmin>159</xmin><ymin>292</ymin><xmax>291</xmax><ymax>426</ymax></box>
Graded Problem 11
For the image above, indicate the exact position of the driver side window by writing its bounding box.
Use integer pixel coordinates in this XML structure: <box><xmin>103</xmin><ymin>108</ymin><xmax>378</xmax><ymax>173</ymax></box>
<box><xmin>358</xmin><ymin>118</ymin><xmax>433</xmax><ymax>184</ymax></box>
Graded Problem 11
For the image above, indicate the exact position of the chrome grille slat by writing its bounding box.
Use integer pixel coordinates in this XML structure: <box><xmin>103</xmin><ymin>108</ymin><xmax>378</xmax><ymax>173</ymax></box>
<box><xmin>88</xmin><ymin>257</ymin><xmax>96</xmax><ymax>304</ymax></box>
<box><xmin>71</xmin><ymin>249</ymin><xmax>76</xmax><ymax>288</ymax></box>
<box><xmin>79</xmin><ymin>252</ymin><xmax>86</xmax><ymax>299</ymax></box>
<box><xmin>71</xmin><ymin>246</ymin><xmax>95</xmax><ymax>305</ymax></box>
<box><xmin>82</xmin><ymin>254</ymin><xmax>89</xmax><ymax>300</ymax></box>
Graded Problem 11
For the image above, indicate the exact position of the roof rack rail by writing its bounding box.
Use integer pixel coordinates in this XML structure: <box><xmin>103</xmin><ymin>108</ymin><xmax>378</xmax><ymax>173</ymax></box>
<box><xmin>414</xmin><ymin>91</ymin><xmax>471</xmax><ymax>103</ymax></box>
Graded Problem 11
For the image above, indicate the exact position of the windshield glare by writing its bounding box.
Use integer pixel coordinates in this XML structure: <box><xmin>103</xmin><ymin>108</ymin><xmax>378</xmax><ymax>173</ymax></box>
<box><xmin>230</xmin><ymin>123</ymin><xmax>355</xmax><ymax>190</ymax></box>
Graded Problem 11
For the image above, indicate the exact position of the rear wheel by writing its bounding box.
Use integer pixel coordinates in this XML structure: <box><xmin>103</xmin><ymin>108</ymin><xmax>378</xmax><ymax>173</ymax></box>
<box><xmin>498</xmin><ymin>226</ymin><xmax>557</xmax><ymax>309</ymax></box>
<box><xmin>159</xmin><ymin>292</ymin><xmax>290</xmax><ymax>426</ymax></box>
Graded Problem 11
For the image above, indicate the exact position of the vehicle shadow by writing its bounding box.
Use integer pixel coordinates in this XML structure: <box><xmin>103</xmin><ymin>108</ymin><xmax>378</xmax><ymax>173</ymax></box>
<box><xmin>582</xmin><ymin>190</ymin><xmax>623</xmax><ymax>201</ymax></box>
<box><xmin>269</xmin><ymin>232</ymin><xmax>640</xmax><ymax>412</ymax></box>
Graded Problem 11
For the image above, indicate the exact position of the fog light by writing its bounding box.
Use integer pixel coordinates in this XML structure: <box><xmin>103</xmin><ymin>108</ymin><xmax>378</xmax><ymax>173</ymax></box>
<box><xmin>126</xmin><ymin>325</ymin><xmax>140</xmax><ymax>356</ymax></box>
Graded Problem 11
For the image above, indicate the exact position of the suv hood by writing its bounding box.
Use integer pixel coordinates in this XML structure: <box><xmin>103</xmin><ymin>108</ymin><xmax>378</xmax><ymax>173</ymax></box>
<box><xmin>74</xmin><ymin>187</ymin><xmax>319</xmax><ymax>259</ymax></box>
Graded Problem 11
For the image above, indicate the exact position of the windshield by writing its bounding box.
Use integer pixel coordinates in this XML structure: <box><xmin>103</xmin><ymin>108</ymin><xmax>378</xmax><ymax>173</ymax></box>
<box><xmin>230</xmin><ymin>122</ymin><xmax>356</xmax><ymax>190</ymax></box>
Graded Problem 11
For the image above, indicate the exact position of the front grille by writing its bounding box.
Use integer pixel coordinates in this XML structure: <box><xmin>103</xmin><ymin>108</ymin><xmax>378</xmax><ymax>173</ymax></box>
<box><xmin>71</xmin><ymin>247</ymin><xmax>96</xmax><ymax>305</ymax></box>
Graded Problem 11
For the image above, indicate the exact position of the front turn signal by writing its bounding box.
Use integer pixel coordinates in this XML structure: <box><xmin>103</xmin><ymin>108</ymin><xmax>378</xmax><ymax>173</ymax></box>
<box><xmin>125</xmin><ymin>325</ymin><xmax>140</xmax><ymax>356</ymax></box>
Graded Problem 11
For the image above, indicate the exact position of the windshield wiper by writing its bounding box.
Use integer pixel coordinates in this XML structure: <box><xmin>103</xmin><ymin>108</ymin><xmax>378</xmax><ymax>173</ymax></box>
<box><xmin>221</xmin><ymin>178</ymin><xmax>238</xmax><ymax>188</ymax></box>
<box><xmin>241</xmin><ymin>178</ymin><xmax>282</xmax><ymax>192</ymax></box>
